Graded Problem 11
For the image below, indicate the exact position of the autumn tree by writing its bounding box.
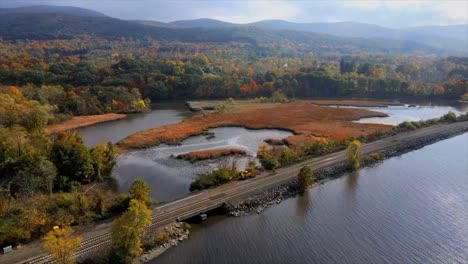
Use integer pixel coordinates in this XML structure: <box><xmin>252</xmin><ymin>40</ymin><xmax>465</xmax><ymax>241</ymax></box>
<box><xmin>346</xmin><ymin>140</ymin><xmax>362</xmax><ymax>170</ymax></box>
<box><xmin>43</xmin><ymin>226</ymin><xmax>82</xmax><ymax>264</ymax></box>
<box><xmin>111</xmin><ymin>199</ymin><xmax>152</xmax><ymax>261</ymax></box>
<box><xmin>298</xmin><ymin>165</ymin><xmax>313</xmax><ymax>192</ymax></box>
<box><xmin>128</xmin><ymin>178</ymin><xmax>152</xmax><ymax>206</ymax></box>
<box><xmin>90</xmin><ymin>142</ymin><xmax>119</xmax><ymax>182</ymax></box>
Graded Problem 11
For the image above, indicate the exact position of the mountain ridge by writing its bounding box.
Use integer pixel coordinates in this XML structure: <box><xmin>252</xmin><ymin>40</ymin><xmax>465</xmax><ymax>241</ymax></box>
<box><xmin>0</xmin><ymin>5</ymin><xmax>464</xmax><ymax>56</ymax></box>
<box><xmin>0</xmin><ymin>5</ymin><xmax>107</xmax><ymax>17</ymax></box>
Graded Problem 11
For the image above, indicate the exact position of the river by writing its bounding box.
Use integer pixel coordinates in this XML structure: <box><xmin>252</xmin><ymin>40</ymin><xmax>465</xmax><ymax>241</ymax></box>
<box><xmin>74</xmin><ymin>101</ymin><xmax>467</xmax><ymax>263</ymax></box>
<box><xmin>75</xmin><ymin>101</ymin><xmax>466</xmax><ymax>201</ymax></box>
<box><xmin>154</xmin><ymin>134</ymin><xmax>468</xmax><ymax>264</ymax></box>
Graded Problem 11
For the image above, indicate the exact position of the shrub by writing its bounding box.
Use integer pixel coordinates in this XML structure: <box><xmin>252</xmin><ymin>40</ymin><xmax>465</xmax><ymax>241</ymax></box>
<box><xmin>440</xmin><ymin>111</ymin><xmax>457</xmax><ymax>123</ymax></box>
<box><xmin>365</xmin><ymin>152</ymin><xmax>385</xmax><ymax>164</ymax></box>
<box><xmin>298</xmin><ymin>166</ymin><xmax>313</xmax><ymax>191</ymax></box>
<box><xmin>346</xmin><ymin>140</ymin><xmax>361</xmax><ymax>170</ymax></box>
<box><xmin>271</xmin><ymin>91</ymin><xmax>289</xmax><ymax>103</ymax></box>
<box><xmin>457</xmin><ymin>112</ymin><xmax>468</xmax><ymax>122</ymax></box>
<box><xmin>190</xmin><ymin>160</ymin><xmax>241</xmax><ymax>191</ymax></box>
<box><xmin>280</xmin><ymin>148</ymin><xmax>299</xmax><ymax>165</ymax></box>
<box><xmin>156</xmin><ymin>232</ymin><xmax>170</xmax><ymax>245</ymax></box>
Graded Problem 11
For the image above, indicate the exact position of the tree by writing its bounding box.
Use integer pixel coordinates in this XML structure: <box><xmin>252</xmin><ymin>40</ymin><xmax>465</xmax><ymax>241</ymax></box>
<box><xmin>90</xmin><ymin>142</ymin><xmax>118</xmax><ymax>182</ymax></box>
<box><xmin>112</xmin><ymin>199</ymin><xmax>152</xmax><ymax>260</ymax></box>
<box><xmin>257</xmin><ymin>144</ymin><xmax>280</xmax><ymax>170</ymax></box>
<box><xmin>346</xmin><ymin>140</ymin><xmax>362</xmax><ymax>170</ymax></box>
<box><xmin>129</xmin><ymin>178</ymin><xmax>152</xmax><ymax>206</ymax></box>
<box><xmin>43</xmin><ymin>226</ymin><xmax>82</xmax><ymax>264</ymax></box>
<box><xmin>50</xmin><ymin>132</ymin><xmax>94</xmax><ymax>190</ymax></box>
<box><xmin>298</xmin><ymin>165</ymin><xmax>313</xmax><ymax>191</ymax></box>
<box><xmin>144</xmin><ymin>81</ymin><xmax>168</xmax><ymax>100</ymax></box>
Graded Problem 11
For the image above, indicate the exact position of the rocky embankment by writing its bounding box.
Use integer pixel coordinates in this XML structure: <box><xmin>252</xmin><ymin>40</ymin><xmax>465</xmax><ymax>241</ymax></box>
<box><xmin>136</xmin><ymin>223</ymin><xmax>190</xmax><ymax>263</ymax></box>
<box><xmin>226</xmin><ymin>125</ymin><xmax>467</xmax><ymax>216</ymax></box>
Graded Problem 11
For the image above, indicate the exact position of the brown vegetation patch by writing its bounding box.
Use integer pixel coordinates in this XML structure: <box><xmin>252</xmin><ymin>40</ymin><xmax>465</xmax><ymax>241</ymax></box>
<box><xmin>264</xmin><ymin>138</ymin><xmax>286</xmax><ymax>146</ymax></box>
<box><xmin>46</xmin><ymin>113</ymin><xmax>127</xmax><ymax>134</ymax></box>
<box><xmin>308</xmin><ymin>99</ymin><xmax>403</xmax><ymax>107</ymax></box>
<box><xmin>176</xmin><ymin>148</ymin><xmax>247</xmax><ymax>162</ymax></box>
<box><xmin>118</xmin><ymin>101</ymin><xmax>391</xmax><ymax>149</ymax></box>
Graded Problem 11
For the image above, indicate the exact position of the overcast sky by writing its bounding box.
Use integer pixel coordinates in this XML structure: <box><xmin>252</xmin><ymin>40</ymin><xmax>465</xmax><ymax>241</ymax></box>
<box><xmin>1</xmin><ymin>0</ymin><xmax>467</xmax><ymax>28</ymax></box>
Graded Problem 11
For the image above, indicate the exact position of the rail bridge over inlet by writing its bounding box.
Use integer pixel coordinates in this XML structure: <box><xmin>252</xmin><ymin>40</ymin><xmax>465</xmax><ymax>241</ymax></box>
<box><xmin>4</xmin><ymin>121</ymin><xmax>467</xmax><ymax>264</ymax></box>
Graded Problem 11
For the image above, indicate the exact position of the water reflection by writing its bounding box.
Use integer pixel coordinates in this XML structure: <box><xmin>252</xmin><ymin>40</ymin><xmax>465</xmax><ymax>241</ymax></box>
<box><xmin>76</xmin><ymin>103</ymin><xmax>193</xmax><ymax>146</ymax></box>
<box><xmin>295</xmin><ymin>192</ymin><xmax>311</xmax><ymax>217</ymax></box>
<box><xmin>115</xmin><ymin>127</ymin><xmax>293</xmax><ymax>201</ymax></box>
<box><xmin>346</xmin><ymin>171</ymin><xmax>360</xmax><ymax>190</ymax></box>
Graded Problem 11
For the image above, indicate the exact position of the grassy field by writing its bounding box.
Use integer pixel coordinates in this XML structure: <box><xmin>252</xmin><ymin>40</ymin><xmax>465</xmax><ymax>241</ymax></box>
<box><xmin>118</xmin><ymin>101</ymin><xmax>391</xmax><ymax>149</ymax></box>
<box><xmin>46</xmin><ymin>113</ymin><xmax>127</xmax><ymax>134</ymax></box>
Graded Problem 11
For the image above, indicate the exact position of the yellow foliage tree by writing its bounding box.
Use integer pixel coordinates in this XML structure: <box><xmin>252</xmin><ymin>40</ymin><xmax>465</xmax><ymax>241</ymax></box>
<box><xmin>112</xmin><ymin>199</ymin><xmax>152</xmax><ymax>260</ymax></box>
<box><xmin>346</xmin><ymin>140</ymin><xmax>362</xmax><ymax>170</ymax></box>
<box><xmin>43</xmin><ymin>226</ymin><xmax>82</xmax><ymax>264</ymax></box>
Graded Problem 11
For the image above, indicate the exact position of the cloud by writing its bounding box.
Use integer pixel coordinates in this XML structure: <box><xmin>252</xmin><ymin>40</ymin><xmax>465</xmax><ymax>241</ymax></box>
<box><xmin>338</xmin><ymin>0</ymin><xmax>468</xmax><ymax>26</ymax></box>
<box><xmin>0</xmin><ymin>0</ymin><xmax>466</xmax><ymax>27</ymax></box>
<box><xmin>192</xmin><ymin>0</ymin><xmax>301</xmax><ymax>23</ymax></box>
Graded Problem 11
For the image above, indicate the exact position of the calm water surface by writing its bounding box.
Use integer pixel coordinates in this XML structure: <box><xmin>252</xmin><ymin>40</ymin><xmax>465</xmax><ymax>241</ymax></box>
<box><xmin>76</xmin><ymin>103</ymin><xmax>193</xmax><ymax>146</ymax></box>
<box><xmin>75</xmin><ymin>100</ymin><xmax>467</xmax><ymax>206</ymax></box>
<box><xmin>115</xmin><ymin>127</ymin><xmax>292</xmax><ymax>201</ymax></box>
<box><xmin>155</xmin><ymin>134</ymin><xmax>468</xmax><ymax>264</ymax></box>
<box><xmin>357</xmin><ymin>101</ymin><xmax>468</xmax><ymax>125</ymax></box>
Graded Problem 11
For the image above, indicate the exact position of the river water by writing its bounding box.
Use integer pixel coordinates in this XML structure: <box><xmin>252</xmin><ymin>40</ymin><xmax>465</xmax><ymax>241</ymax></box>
<box><xmin>76</xmin><ymin>103</ymin><xmax>194</xmax><ymax>146</ymax></box>
<box><xmin>74</xmin><ymin>101</ymin><xmax>467</xmax><ymax>262</ymax></box>
<box><xmin>75</xmin><ymin>101</ymin><xmax>466</xmax><ymax>201</ymax></box>
<box><xmin>154</xmin><ymin>134</ymin><xmax>468</xmax><ymax>264</ymax></box>
<box><xmin>115</xmin><ymin>127</ymin><xmax>292</xmax><ymax>201</ymax></box>
<box><xmin>356</xmin><ymin>102</ymin><xmax>467</xmax><ymax>125</ymax></box>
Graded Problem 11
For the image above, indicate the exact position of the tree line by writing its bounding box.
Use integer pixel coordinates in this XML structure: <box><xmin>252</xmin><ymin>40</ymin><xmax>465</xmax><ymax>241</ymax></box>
<box><xmin>0</xmin><ymin>38</ymin><xmax>466</xmax><ymax>115</ymax></box>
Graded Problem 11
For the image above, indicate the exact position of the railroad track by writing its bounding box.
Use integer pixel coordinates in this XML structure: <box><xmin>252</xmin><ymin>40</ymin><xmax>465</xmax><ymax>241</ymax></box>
<box><xmin>18</xmin><ymin>122</ymin><xmax>468</xmax><ymax>264</ymax></box>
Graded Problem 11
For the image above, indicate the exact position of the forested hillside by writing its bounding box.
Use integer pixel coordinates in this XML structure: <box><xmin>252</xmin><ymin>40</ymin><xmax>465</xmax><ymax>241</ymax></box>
<box><xmin>0</xmin><ymin>7</ymin><xmax>466</xmax><ymax>116</ymax></box>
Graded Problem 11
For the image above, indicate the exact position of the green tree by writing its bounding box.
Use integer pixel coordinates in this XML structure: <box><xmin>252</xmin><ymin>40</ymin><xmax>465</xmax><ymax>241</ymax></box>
<box><xmin>111</xmin><ymin>199</ymin><xmax>152</xmax><ymax>261</ymax></box>
<box><xmin>50</xmin><ymin>132</ymin><xmax>94</xmax><ymax>190</ymax></box>
<box><xmin>129</xmin><ymin>178</ymin><xmax>152</xmax><ymax>206</ymax></box>
<box><xmin>144</xmin><ymin>80</ymin><xmax>166</xmax><ymax>100</ymax></box>
<box><xmin>346</xmin><ymin>140</ymin><xmax>362</xmax><ymax>170</ymax></box>
<box><xmin>298</xmin><ymin>165</ymin><xmax>313</xmax><ymax>191</ymax></box>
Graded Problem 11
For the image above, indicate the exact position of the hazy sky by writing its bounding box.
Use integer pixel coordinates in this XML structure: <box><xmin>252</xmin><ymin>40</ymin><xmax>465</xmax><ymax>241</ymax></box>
<box><xmin>2</xmin><ymin>0</ymin><xmax>467</xmax><ymax>28</ymax></box>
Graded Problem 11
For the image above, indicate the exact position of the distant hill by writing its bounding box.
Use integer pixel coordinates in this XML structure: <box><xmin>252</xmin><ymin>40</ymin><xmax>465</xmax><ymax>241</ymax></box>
<box><xmin>403</xmin><ymin>24</ymin><xmax>468</xmax><ymax>41</ymax></box>
<box><xmin>169</xmin><ymin>18</ymin><xmax>238</xmax><ymax>28</ymax></box>
<box><xmin>249</xmin><ymin>20</ymin><xmax>393</xmax><ymax>38</ymax></box>
<box><xmin>131</xmin><ymin>20</ymin><xmax>175</xmax><ymax>28</ymax></box>
<box><xmin>0</xmin><ymin>13</ymin><xmax>448</xmax><ymax>56</ymax></box>
<box><xmin>159</xmin><ymin>19</ymin><xmax>467</xmax><ymax>54</ymax></box>
<box><xmin>0</xmin><ymin>5</ymin><xmax>107</xmax><ymax>17</ymax></box>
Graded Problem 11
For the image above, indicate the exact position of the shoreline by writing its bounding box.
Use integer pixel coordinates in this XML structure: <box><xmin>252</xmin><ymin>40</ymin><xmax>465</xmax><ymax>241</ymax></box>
<box><xmin>46</xmin><ymin>113</ymin><xmax>127</xmax><ymax>134</ymax></box>
<box><xmin>225</xmin><ymin>128</ymin><xmax>467</xmax><ymax>216</ymax></box>
<box><xmin>141</xmin><ymin>123</ymin><xmax>467</xmax><ymax>263</ymax></box>
<box><xmin>117</xmin><ymin>101</ymin><xmax>390</xmax><ymax>149</ymax></box>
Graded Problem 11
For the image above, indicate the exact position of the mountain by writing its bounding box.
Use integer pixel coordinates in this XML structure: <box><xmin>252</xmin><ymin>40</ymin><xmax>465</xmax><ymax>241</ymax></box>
<box><xmin>160</xmin><ymin>19</ymin><xmax>466</xmax><ymax>54</ymax></box>
<box><xmin>131</xmin><ymin>20</ymin><xmax>175</xmax><ymax>28</ymax></box>
<box><xmin>0</xmin><ymin>12</ymin><xmax>447</xmax><ymax>56</ymax></box>
<box><xmin>169</xmin><ymin>18</ymin><xmax>238</xmax><ymax>28</ymax></box>
<box><xmin>403</xmin><ymin>24</ymin><xmax>467</xmax><ymax>41</ymax></box>
<box><xmin>249</xmin><ymin>20</ymin><xmax>394</xmax><ymax>38</ymax></box>
<box><xmin>0</xmin><ymin>5</ymin><xmax>107</xmax><ymax>17</ymax></box>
